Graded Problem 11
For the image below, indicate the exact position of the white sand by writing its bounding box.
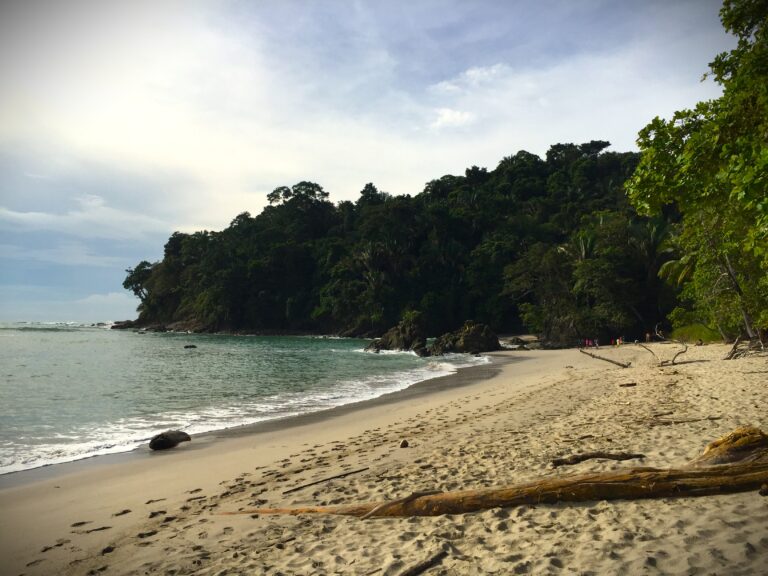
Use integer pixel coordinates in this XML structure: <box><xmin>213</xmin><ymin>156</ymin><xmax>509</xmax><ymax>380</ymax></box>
<box><xmin>1</xmin><ymin>343</ymin><xmax>767</xmax><ymax>575</ymax></box>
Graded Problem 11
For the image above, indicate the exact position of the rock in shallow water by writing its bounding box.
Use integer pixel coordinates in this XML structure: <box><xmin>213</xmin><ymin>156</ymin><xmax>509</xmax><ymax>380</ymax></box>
<box><xmin>149</xmin><ymin>430</ymin><xmax>191</xmax><ymax>451</ymax></box>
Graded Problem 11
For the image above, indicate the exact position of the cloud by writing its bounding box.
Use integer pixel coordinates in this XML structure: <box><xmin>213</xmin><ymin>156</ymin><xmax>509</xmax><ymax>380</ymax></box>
<box><xmin>0</xmin><ymin>0</ymin><xmax>734</xmax><ymax>230</ymax></box>
<box><xmin>0</xmin><ymin>195</ymin><xmax>170</xmax><ymax>241</ymax></box>
<box><xmin>430</xmin><ymin>108</ymin><xmax>476</xmax><ymax>130</ymax></box>
<box><xmin>0</xmin><ymin>241</ymin><xmax>126</xmax><ymax>267</ymax></box>
<box><xmin>421</xmin><ymin>37</ymin><xmax>727</xmax><ymax>155</ymax></box>
<box><xmin>432</xmin><ymin>64</ymin><xmax>510</xmax><ymax>93</ymax></box>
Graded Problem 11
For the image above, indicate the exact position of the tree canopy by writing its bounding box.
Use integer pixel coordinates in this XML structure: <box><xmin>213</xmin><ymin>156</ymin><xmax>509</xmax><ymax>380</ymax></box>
<box><xmin>123</xmin><ymin>142</ymin><xmax>678</xmax><ymax>344</ymax></box>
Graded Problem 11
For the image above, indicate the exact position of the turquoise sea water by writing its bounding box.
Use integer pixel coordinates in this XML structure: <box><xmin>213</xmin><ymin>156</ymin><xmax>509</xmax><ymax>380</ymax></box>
<box><xmin>0</xmin><ymin>323</ymin><xmax>487</xmax><ymax>474</ymax></box>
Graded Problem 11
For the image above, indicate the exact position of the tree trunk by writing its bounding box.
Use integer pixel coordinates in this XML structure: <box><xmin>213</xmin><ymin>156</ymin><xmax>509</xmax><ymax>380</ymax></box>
<box><xmin>721</xmin><ymin>252</ymin><xmax>757</xmax><ymax>339</ymax></box>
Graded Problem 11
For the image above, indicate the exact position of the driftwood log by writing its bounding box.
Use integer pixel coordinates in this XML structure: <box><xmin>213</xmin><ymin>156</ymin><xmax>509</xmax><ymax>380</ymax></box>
<box><xmin>655</xmin><ymin>325</ymin><xmax>689</xmax><ymax>365</ymax></box>
<box><xmin>578</xmin><ymin>348</ymin><xmax>631</xmax><ymax>368</ymax></box>
<box><xmin>551</xmin><ymin>451</ymin><xmax>645</xmax><ymax>468</ymax></box>
<box><xmin>282</xmin><ymin>467</ymin><xmax>369</xmax><ymax>495</ymax></box>
<box><xmin>725</xmin><ymin>337</ymin><xmax>765</xmax><ymax>359</ymax></box>
<box><xmin>222</xmin><ymin>427</ymin><xmax>768</xmax><ymax>519</ymax></box>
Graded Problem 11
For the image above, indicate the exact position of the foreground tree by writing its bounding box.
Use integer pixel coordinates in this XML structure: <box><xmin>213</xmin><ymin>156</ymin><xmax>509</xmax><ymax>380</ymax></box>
<box><xmin>626</xmin><ymin>0</ymin><xmax>768</xmax><ymax>340</ymax></box>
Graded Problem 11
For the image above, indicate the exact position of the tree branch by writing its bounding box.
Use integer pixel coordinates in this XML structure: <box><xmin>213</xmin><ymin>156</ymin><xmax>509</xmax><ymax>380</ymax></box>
<box><xmin>281</xmin><ymin>467</ymin><xmax>369</xmax><ymax>495</ymax></box>
<box><xmin>552</xmin><ymin>452</ymin><xmax>645</xmax><ymax>467</ymax></box>
<box><xmin>578</xmin><ymin>348</ymin><xmax>631</xmax><ymax>368</ymax></box>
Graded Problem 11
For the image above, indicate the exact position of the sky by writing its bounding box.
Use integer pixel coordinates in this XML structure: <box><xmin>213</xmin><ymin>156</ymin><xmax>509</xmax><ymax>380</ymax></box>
<box><xmin>0</xmin><ymin>0</ymin><xmax>734</xmax><ymax>322</ymax></box>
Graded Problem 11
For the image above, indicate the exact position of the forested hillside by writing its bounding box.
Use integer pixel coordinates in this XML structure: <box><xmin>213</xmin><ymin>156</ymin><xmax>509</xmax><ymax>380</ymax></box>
<box><xmin>123</xmin><ymin>141</ymin><xmax>677</xmax><ymax>344</ymax></box>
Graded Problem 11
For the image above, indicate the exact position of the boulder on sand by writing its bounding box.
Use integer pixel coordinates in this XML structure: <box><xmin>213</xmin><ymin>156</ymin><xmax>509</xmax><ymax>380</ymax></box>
<box><xmin>149</xmin><ymin>430</ymin><xmax>191</xmax><ymax>451</ymax></box>
<box><xmin>430</xmin><ymin>321</ymin><xmax>502</xmax><ymax>355</ymax></box>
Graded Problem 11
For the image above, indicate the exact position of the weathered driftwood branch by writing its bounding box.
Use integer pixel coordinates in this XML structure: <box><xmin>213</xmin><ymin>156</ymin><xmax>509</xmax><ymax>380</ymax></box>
<box><xmin>725</xmin><ymin>337</ymin><xmax>742</xmax><ymax>360</ymax></box>
<box><xmin>222</xmin><ymin>427</ymin><xmax>768</xmax><ymax>519</ymax></box>
<box><xmin>725</xmin><ymin>337</ymin><xmax>766</xmax><ymax>359</ymax></box>
<box><xmin>578</xmin><ymin>348</ymin><xmax>631</xmax><ymax>368</ymax></box>
<box><xmin>668</xmin><ymin>345</ymin><xmax>689</xmax><ymax>365</ymax></box>
<box><xmin>399</xmin><ymin>549</ymin><xmax>449</xmax><ymax>576</ymax></box>
<box><xmin>655</xmin><ymin>327</ymin><xmax>688</xmax><ymax>365</ymax></box>
<box><xmin>281</xmin><ymin>467</ymin><xmax>369</xmax><ymax>495</ymax></box>
<box><xmin>637</xmin><ymin>343</ymin><xmax>659</xmax><ymax>362</ymax></box>
<box><xmin>650</xmin><ymin>415</ymin><xmax>722</xmax><ymax>427</ymax></box>
<box><xmin>551</xmin><ymin>451</ymin><xmax>645</xmax><ymax>468</ymax></box>
<box><xmin>360</xmin><ymin>490</ymin><xmax>441</xmax><ymax>520</ymax></box>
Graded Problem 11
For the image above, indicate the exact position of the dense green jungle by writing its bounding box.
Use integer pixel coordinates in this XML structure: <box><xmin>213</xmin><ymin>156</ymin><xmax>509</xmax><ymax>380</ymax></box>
<box><xmin>123</xmin><ymin>0</ymin><xmax>767</xmax><ymax>346</ymax></box>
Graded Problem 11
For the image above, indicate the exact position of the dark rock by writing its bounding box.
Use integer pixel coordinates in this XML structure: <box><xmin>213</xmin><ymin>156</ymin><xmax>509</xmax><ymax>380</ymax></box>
<box><xmin>365</xmin><ymin>312</ymin><xmax>428</xmax><ymax>354</ymax></box>
<box><xmin>429</xmin><ymin>321</ymin><xmax>502</xmax><ymax>355</ymax></box>
<box><xmin>760</xmin><ymin>483</ymin><xmax>768</xmax><ymax>496</ymax></box>
<box><xmin>184</xmin><ymin>344</ymin><xmax>197</xmax><ymax>349</ymax></box>
<box><xmin>111</xmin><ymin>320</ymin><xmax>137</xmax><ymax>330</ymax></box>
<box><xmin>149</xmin><ymin>430</ymin><xmax>191</xmax><ymax>451</ymax></box>
<box><xmin>400</xmin><ymin>439</ymin><xmax>409</xmax><ymax>448</ymax></box>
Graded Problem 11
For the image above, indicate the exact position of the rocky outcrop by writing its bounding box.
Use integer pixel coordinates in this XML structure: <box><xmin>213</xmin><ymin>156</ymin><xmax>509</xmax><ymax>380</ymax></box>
<box><xmin>111</xmin><ymin>320</ymin><xmax>138</xmax><ymax>330</ymax></box>
<box><xmin>365</xmin><ymin>313</ymin><xmax>428</xmax><ymax>355</ymax></box>
<box><xmin>429</xmin><ymin>321</ymin><xmax>501</xmax><ymax>355</ymax></box>
<box><xmin>149</xmin><ymin>430</ymin><xmax>191</xmax><ymax>451</ymax></box>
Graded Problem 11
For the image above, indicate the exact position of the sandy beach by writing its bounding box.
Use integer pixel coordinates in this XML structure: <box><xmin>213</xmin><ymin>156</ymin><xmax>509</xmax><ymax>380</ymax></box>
<box><xmin>1</xmin><ymin>343</ymin><xmax>767</xmax><ymax>575</ymax></box>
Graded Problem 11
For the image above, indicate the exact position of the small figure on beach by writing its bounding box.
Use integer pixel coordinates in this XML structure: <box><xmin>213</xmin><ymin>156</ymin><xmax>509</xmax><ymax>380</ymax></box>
<box><xmin>645</xmin><ymin>332</ymin><xmax>652</xmax><ymax>343</ymax></box>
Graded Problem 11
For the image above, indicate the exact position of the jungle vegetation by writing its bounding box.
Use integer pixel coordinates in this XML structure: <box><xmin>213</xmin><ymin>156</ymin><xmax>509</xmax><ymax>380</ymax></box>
<box><xmin>124</xmin><ymin>0</ymin><xmax>767</xmax><ymax>345</ymax></box>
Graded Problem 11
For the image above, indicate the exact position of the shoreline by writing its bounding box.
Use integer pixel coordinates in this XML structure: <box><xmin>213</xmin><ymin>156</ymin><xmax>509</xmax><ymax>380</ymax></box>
<box><xmin>2</xmin><ymin>344</ymin><xmax>766</xmax><ymax>575</ymax></box>
<box><xmin>0</xmin><ymin>328</ymin><xmax>496</xmax><ymax>489</ymax></box>
<box><xmin>0</xmin><ymin>353</ymin><xmax>510</xmax><ymax>490</ymax></box>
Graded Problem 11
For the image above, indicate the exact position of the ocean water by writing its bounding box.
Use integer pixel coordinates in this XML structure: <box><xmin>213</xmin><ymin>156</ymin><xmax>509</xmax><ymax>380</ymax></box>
<box><xmin>0</xmin><ymin>322</ymin><xmax>488</xmax><ymax>475</ymax></box>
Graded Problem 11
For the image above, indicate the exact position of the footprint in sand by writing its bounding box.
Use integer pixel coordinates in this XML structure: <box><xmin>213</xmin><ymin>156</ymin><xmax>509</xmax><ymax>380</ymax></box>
<box><xmin>71</xmin><ymin>520</ymin><xmax>92</xmax><ymax>527</ymax></box>
<box><xmin>112</xmin><ymin>509</ymin><xmax>131</xmax><ymax>517</ymax></box>
<box><xmin>81</xmin><ymin>526</ymin><xmax>111</xmax><ymax>534</ymax></box>
<box><xmin>41</xmin><ymin>539</ymin><xmax>70</xmax><ymax>552</ymax></box>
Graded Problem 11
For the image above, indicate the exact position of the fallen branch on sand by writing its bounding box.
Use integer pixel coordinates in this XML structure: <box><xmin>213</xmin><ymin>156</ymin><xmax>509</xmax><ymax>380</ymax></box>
<box><xmin>654</xmin><ymin>326</ymin><xmax>688</xmax><ymax>365</ymax></box>
<box><xmin>638</xmin><ymin>334</ymin><xmax>688</xmax><ymax>366</ymax></box>
<box><xmin>725</xmin><ymin>337</ymin><xmax>742</xmax><ymax>360</ymax></box>
<box><xmin>725</xmin><ymin>337</ymin><xmax>765</xmax><ymax>359</ymax></box>
<box><xmin>399</xmin><ymin>549</ymin><xmax>449</xmax><ymax>576</ymax></box>
<box><xmin>222</xmin><ymin>427</ymin><xmax>768</xmax><ymax>519</ymax></box>
<box><xmin>281</xmin><ymin>467</ymin><xmax>369</xmax><ymax>495</ymax></box>
<box><xmin>578</xmin><ymin>348</ymin><xmax>631</xmax><ymax>368</ymax></box>
<box><xmin>551</xmin><ymin>451</ymin><xmax>645</xmax><ymax>468</ymax></box>
<box><xmin>636</xmin><ymin>343</ymin><xmax>660</xmax><ymax>362</ymax></box>
<box><xmin>650</xmin><ymin>415</ymin><xmax>722</xmax><ymax>427</ymax></box>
